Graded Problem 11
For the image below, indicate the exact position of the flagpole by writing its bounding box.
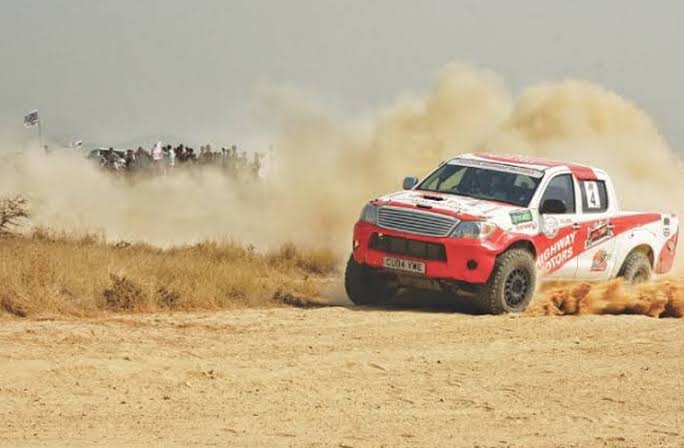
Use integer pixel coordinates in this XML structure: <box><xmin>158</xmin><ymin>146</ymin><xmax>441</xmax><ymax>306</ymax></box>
<box><xmin>38</xmin><ymin>119</ymin><xmax>44</xmax><ymax>151</ymax></box>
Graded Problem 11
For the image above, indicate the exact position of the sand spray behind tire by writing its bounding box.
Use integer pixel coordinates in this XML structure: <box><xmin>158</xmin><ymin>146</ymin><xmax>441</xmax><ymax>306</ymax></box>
<box><xmin>528</xmin><ymin>278</ymin><xmax>683</xmax><ymax>318</ymax></box>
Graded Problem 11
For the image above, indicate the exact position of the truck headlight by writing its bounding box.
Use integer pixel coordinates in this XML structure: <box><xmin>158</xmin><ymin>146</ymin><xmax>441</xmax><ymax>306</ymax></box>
<box><xmin>359</xmin><ymin>203</ymin><xmax>379</xmax><ymax>224</ymax></box>
<box><xmin>451</xmin><ymin>221</ymin><xmax>497</xmax><ymax>240</ymax></box>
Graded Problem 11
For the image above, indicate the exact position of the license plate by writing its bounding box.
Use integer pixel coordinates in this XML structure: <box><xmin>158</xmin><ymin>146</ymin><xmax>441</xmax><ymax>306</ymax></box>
<box><xmin>383</xmin><ymin>257</ymin><xmax>426</xmax><ymax>274</ymax></box>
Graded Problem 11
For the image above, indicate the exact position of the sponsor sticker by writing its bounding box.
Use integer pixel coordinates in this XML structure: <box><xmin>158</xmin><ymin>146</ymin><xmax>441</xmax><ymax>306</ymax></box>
<box><xmin>590</xmin><ymin>249</ymin><xmax>610</xmax><ymax>272</ymax></box>
<box><xmin>510</xmin><ymin>209</ymin><xmax>533</xmax><ymax>225</ymax></box>
<box><xmin>542</xmin><ymin>216</ymin><xmax>559</xmax><ymax>239</ymax></box>
<box><xmin>585</xmin><ymin>220</ymin><xmax>615</xmax><ymax>249</ymax></box>
<box><xmin>515</xmin><ymin>221</ymin><xmax>537</xmax><ymax>232</ymax></box>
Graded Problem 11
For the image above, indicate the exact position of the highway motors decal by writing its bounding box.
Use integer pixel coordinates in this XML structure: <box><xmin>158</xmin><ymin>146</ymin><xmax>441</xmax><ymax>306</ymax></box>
<box><xmin>538</xmin><ymin>231</ymin><xmax>577</xmax><ymax>273</ymax></box>
<box><xmin>536</xmin><ymin>214</ymin><xmax>661</xmax><ymax>274</ymax></box>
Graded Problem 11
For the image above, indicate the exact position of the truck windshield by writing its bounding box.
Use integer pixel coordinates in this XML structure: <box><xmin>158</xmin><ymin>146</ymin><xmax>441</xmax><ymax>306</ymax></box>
<box><xmin>417</xmin><ymin>163</ymin><xmax>542</xmax><ymax>207</ymax></box>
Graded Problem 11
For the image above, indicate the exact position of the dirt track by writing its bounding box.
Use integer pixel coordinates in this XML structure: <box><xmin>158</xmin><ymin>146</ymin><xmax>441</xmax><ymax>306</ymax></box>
<box><xmin>1</xmin><ymin>305</ymin><xmax>683</xmax><ymax>448</ymax></box>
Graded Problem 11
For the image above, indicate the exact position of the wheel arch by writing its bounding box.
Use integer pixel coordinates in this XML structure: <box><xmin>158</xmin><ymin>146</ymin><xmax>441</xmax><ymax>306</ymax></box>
<box><xmin>618</xmin><ymin>244</ymin><xmax>654</xmax><ymax>274</ymax></box>
<box><xmin>499</xmin><ymin>238</ymin><xmax>537</xmax><ymax>260</ymax></box>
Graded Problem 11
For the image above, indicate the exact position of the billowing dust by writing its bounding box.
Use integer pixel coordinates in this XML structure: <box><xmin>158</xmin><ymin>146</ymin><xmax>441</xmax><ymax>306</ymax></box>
<box><xmin>530</xmin><ymin>278</ymin><xmax>684</xmax><ymax>318</ymax></box>
<box><xmin>1</xmin><ymin>63</ymin><xmax>683</xmax><ymax>316</ymax></box>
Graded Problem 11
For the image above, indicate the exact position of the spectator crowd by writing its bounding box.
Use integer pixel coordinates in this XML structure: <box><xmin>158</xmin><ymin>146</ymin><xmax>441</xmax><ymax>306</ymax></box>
<box><xmin>90</xmin><ymin>143</ymin><xmax>269</xmax><ymax>179</ymax></box>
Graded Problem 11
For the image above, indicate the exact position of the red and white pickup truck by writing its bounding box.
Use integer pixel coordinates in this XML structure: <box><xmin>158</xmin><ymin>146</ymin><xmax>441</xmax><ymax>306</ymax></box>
<box><xmin>346</xmin><ymin>153</ymin><xmax>679</xmax><ymax>313</ymax></box>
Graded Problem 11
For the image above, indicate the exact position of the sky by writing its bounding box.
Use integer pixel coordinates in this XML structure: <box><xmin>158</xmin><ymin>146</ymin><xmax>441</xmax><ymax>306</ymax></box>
<box><xmin>0</xmin><ymin>0</ymin><xmax>682</xmax><ymax>151</ymax></box>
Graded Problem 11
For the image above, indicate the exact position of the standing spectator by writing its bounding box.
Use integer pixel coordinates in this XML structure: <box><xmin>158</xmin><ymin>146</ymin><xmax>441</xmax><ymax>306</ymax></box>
<box><xmin>251</xmin><ymin>152</ymin><xmax>262</xmax><ymax>179</ymax></box>
<box><xmin>176</xmin><ymin>144</ymin><xmax>186</xmax><ymax>163</ymax></box>
<box><xmin>151</xmin><ymin>141</ymin><xmax>163</xmax><ymax>172</ymax></box>
<box><xmin>168</xmin><ymin>144</ymin><xmax>176</xmax><ymax>171</ymax></box>
<box><xmin>125</xmin><ymin>149</ymin><xmax>136</xmax><ymax>169</ymax></box>
<box><xmin>186</xmin><ymin>147</ymin><xmax>196</xmax><ymax>162</ymax></box>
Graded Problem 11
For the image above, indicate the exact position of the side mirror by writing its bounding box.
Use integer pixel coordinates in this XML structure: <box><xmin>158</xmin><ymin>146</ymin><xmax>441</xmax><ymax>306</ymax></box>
<box><xmin>402</xmin><ymin>176</ymin><xmax>419</xmax><ymax>190</ymax></box>
<box><xmin>540</xmin><ymin>199</ymin><xmax>567</xmax><ymax>214</ymax></box>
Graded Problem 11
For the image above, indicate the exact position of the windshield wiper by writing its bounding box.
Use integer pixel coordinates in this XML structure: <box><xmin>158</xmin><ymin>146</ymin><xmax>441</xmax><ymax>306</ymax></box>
<box><xmin>451</xmin><ymin>190</ymin><xmax>524</xmax><ymax>207</ymax></box>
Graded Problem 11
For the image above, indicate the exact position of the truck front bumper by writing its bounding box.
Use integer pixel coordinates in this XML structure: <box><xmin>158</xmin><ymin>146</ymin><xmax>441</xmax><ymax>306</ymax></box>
<box><xmin>352</xmin><ymin>221</ymin><xmax>499</xmax><ymax>284</ymax></box>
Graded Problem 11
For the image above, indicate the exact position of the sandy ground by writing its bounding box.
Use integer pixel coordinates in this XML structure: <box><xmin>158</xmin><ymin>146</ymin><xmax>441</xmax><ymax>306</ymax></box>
<box><xmin>1</xmin><ymin>303</ymin><xmax>683</xmax><ymax>448</ymax></box>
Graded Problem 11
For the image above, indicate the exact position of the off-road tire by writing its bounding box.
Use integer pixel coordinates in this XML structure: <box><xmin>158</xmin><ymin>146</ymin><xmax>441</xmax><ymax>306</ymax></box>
<box><xmin>345</xmin><ymin>255</ymin><xmax>397</xmax><ymax>306</ymax></box>
<box><xmin>619</xmin><ymin>251</ymin><xmax>652</xmax><ymax>284</ymax></box>
<box><xmin>474</xmin><ymin>249</ymin><xmax>536</xmax><ymax>314</ymax></box>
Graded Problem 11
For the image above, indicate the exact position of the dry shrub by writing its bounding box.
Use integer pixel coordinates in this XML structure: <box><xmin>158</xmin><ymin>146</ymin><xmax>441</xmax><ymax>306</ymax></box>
<box><xmin>0</xmin><ymin>195</ymin><xmax>29</xmax><ymax>236</ymax></box>
<box><xmin>156</xmin><ymin>287</ymin><xmax>181</xmax><ymax>308</ymax></box>
<box><xmin>0</xmin><ymin>232</ymin><xmax>333</xmax><ymax>318</ymax></box>
<box><xmin>0</xmin><ymin>292</ymin><xmax>28</xmax><ymax>317</ymax></box>
<box><xmin>102</xmin><ymin>274</ymin><xmax>149</xmax><ymax>311</ymax></box>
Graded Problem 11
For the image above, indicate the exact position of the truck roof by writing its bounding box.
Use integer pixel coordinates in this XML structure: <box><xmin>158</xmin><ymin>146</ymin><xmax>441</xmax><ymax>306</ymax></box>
<box><xmin>457</xmin><ymin>153</ymin><xmax>600</xmax><ymax>181</ymax></box>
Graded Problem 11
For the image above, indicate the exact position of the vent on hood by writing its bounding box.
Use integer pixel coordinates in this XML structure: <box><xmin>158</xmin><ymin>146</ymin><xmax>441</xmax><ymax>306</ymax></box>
<box><xmin>420</xmin><ymin>194</ymin><xmax>445</xmax><ymax>201</ymax></box>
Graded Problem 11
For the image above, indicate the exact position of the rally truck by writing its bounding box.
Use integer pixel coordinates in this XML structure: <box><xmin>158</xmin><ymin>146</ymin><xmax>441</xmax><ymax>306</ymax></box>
<box><xmin>346</xmin><ymin>153</ymin><xmax>679</xmax><ymax>314</ymax></box>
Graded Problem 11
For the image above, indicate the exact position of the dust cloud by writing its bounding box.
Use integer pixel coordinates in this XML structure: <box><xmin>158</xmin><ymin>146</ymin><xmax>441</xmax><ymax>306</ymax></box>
<box><xmin>1</xmin><ymin>63</ymin><xmax>683</xmax><ymax>316</ymax></box>
<box><xmin>529</xmin><ymin>279</ymin><xmax>683</xmax><ymax>318</ymax></box>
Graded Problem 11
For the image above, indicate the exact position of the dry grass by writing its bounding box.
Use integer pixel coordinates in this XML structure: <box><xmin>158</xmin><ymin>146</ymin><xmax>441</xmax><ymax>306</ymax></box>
<box><xmin>0</xmin><ymin>228</ymin><xmax>338</xmax><ymax>318</ymax></box>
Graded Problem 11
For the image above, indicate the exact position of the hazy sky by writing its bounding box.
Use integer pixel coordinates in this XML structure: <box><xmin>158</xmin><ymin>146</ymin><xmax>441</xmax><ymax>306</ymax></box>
<box><xmin>0</xmin><ymin>0</ymin><xmax>682</xmax><ymax>150</ymax></box>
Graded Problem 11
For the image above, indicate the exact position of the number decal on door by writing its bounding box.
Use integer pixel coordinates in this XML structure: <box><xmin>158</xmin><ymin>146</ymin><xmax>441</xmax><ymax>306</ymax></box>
<box><xmin>584</xmin><ymin>181</ymin><xmax>601</xmax><ymax>209</ymax></box>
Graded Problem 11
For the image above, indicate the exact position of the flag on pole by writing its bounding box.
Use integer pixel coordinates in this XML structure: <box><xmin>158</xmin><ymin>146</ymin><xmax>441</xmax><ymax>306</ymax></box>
<box><xmin>24</xmin><ymin>110</ymin><xmax>39</xmax><ymax>128</ymax></box>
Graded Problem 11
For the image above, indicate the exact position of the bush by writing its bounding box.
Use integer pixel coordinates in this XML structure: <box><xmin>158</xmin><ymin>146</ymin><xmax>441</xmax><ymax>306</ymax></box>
<box><xmin>102</xmin><ymin>274</ymin><xmax>148</xmax><ymax>311</ymax></box>
<box><xmin>156</xmin><ymin>287</ymin><xmax>181</xmax><ymax>308</ymax></box>
<box><xmin>0</xmin><ymin>196</ymin><xmax>30</xmax><ymax>236</ymax></box>
<box><xmin>0</xmin><ymin>292</ymin><xmax>28</xmax><ymax>317</ymax></box>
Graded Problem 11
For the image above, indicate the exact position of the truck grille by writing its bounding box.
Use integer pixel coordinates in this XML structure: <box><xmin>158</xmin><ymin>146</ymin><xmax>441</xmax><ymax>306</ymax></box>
<box><xmin>369</xmin><ymin>234</ymin><xmax>447</xmax><ymax>262</ymax></box>
<box><xmin>377</xmin><ymin>207</ymin><xmax>458</xmax><ymax>237</ymax></box>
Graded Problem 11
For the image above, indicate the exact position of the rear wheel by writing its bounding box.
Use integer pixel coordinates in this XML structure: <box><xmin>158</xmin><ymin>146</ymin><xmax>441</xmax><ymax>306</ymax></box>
<box><xmin>619</xmin><ymin>251</ymin><xmax>652</xmax><ymax>284</ymax></box>
<box><xmin>474</xmin><ymin>249</ymin><xmax>536</xmax><ymax>314</ymax></box>
<box><xmin>345</xmin><ymin>255</ymin><xmax>397</xmax><ymax>305</ymax></box>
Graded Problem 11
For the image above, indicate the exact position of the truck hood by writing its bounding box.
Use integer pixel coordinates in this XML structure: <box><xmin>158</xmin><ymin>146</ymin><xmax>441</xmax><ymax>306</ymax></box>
<box><xmin>377</xmin><ymin>190</ymin><xmax>520</xmax><ymax>220</ymax></box>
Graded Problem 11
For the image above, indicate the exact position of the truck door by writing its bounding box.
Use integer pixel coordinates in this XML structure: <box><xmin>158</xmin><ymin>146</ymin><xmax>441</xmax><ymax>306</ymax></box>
<box><xmin>537</xmin><ymin>173</ymin><xmax>581</xmax><ymax>279</ymax></box>
<box><xmin>574</xmin><ymin>179</ymin><xmax>618</xmax><ymax>280</ymax></box>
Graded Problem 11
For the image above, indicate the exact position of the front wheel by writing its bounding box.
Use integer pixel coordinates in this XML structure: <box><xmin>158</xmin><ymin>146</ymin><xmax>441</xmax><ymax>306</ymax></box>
<box><xmin>344</xmin><ymin>255</ymin><xmax>397</xmax><ymax>305</ymax></box>
<box><xmin>474</xmin><ymin>249</ymin><xmax>536</xmax><ymax>314</ymax></box>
